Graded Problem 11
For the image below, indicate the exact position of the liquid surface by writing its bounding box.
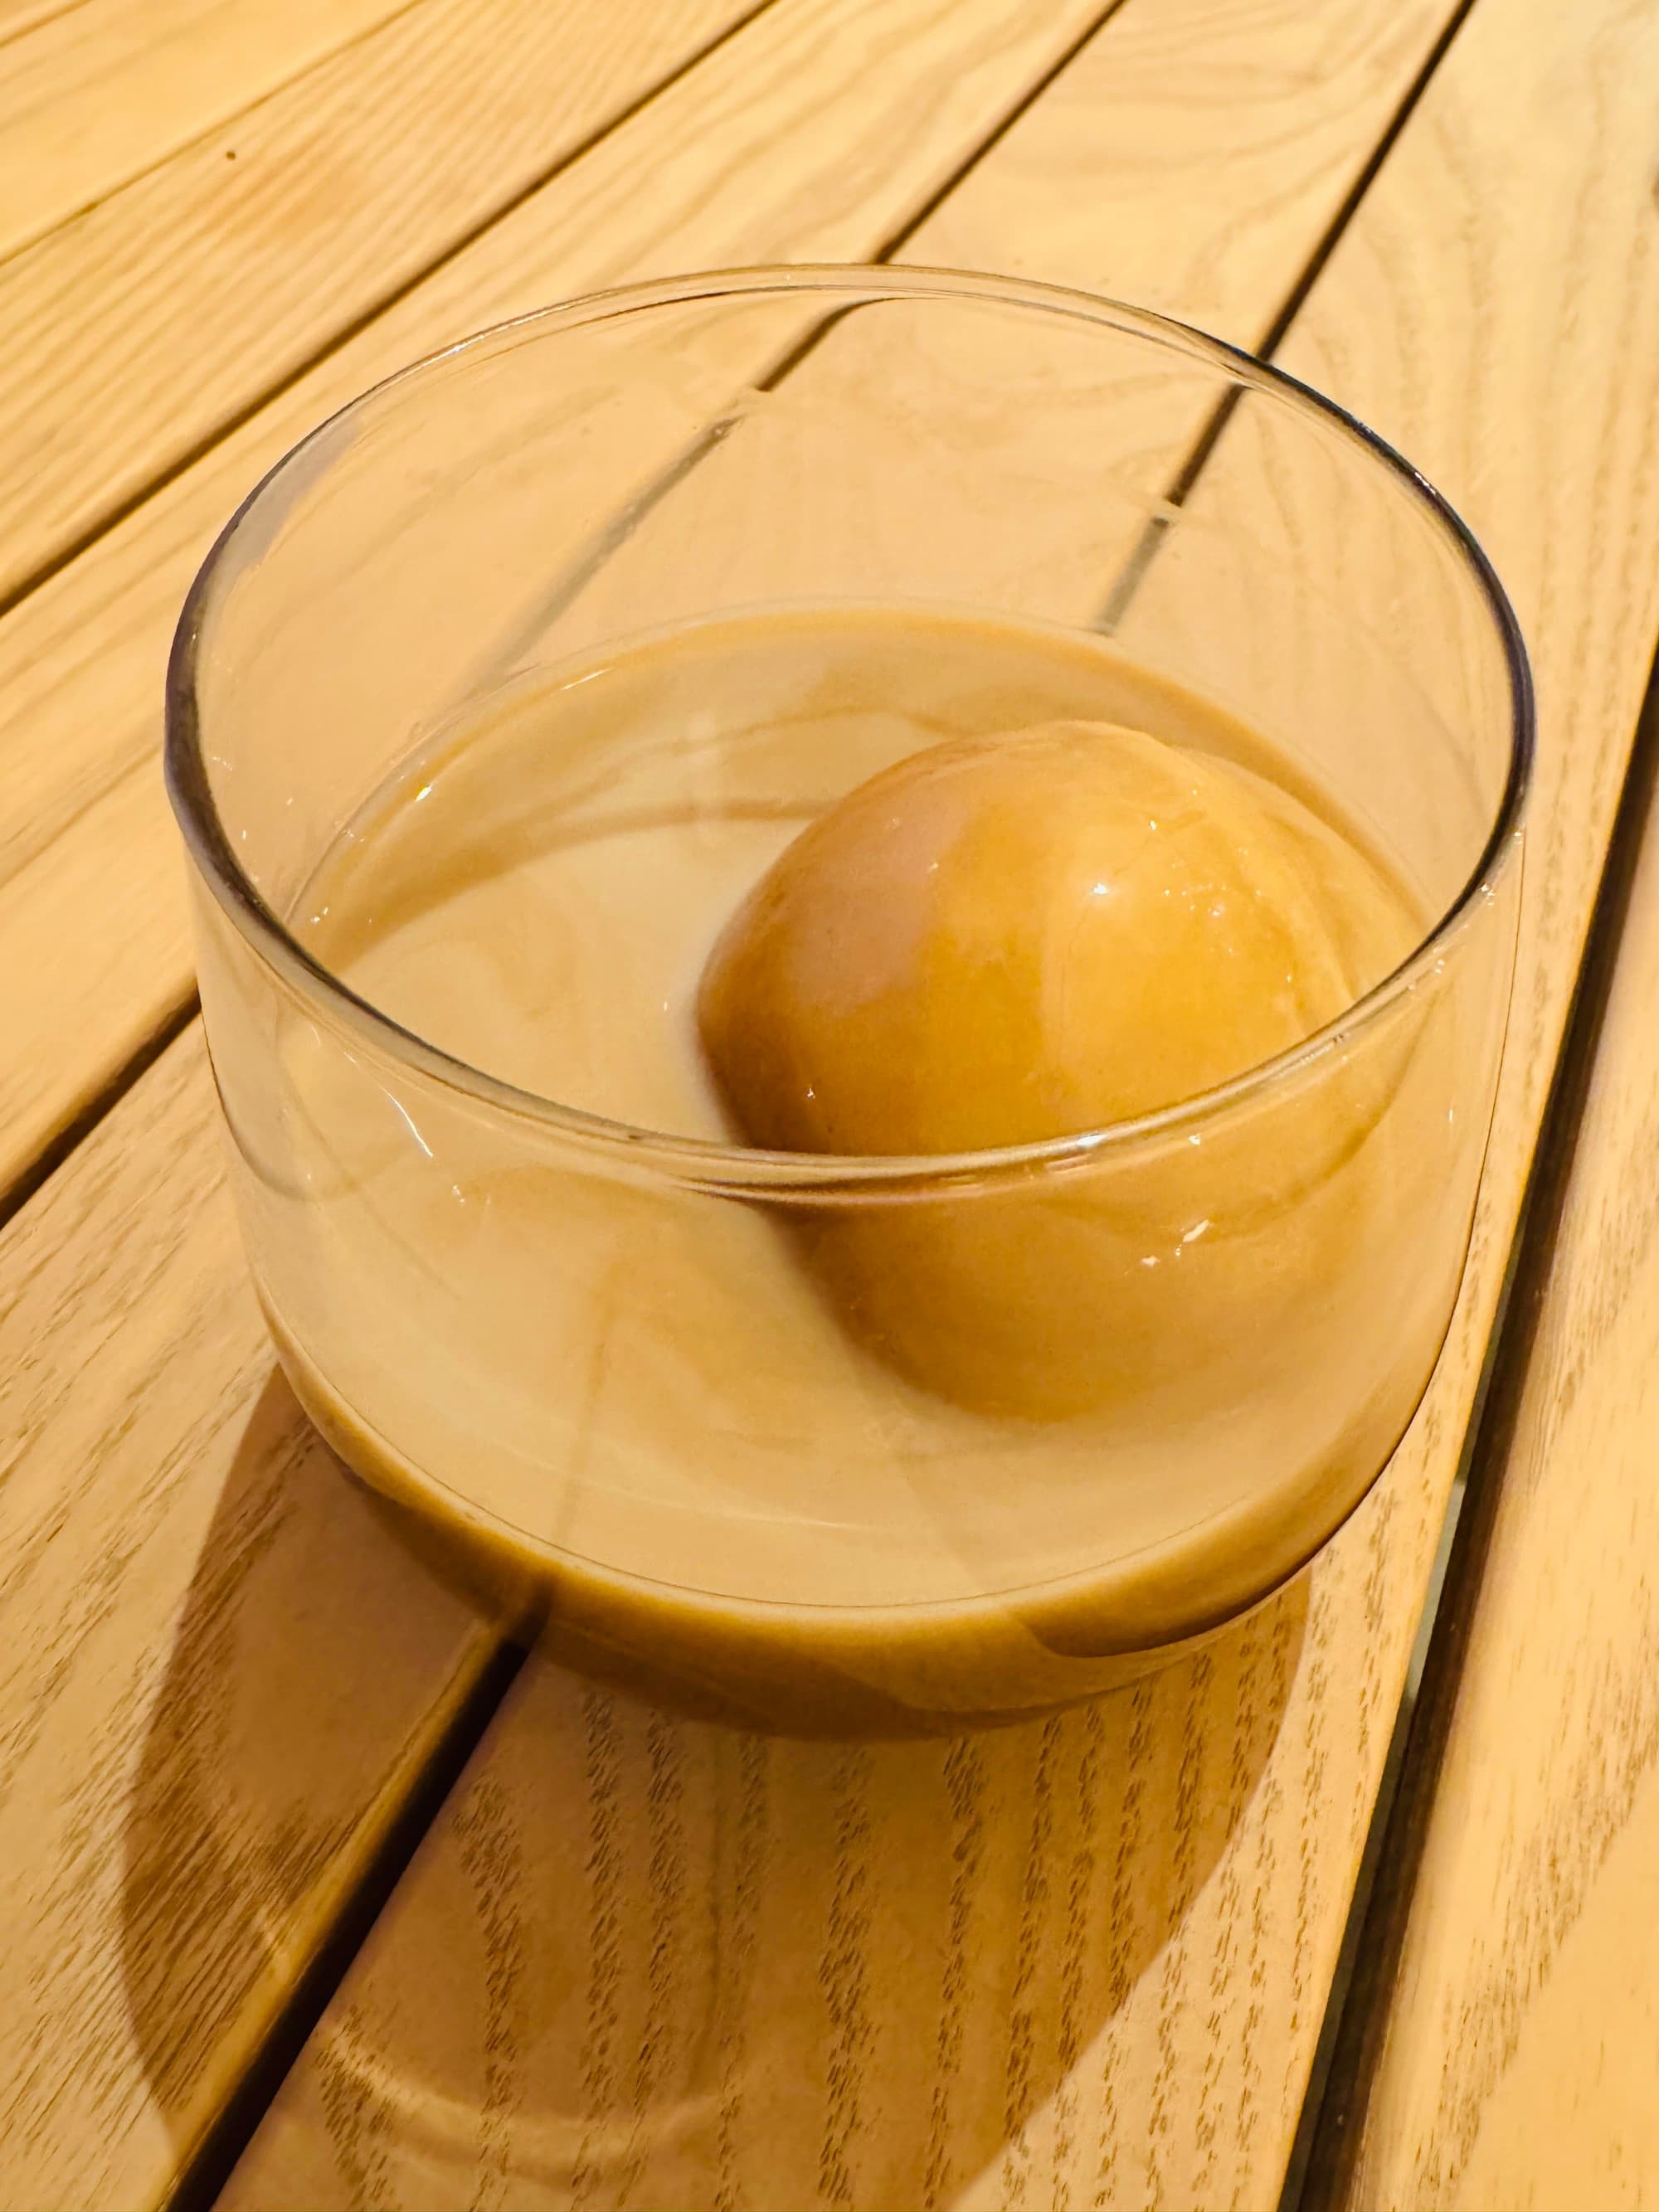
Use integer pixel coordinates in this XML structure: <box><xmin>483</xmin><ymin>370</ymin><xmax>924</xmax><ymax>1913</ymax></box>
<box><xmin>299</xmin><ymin>607</ymin><xmax>1416</xmax><ymax>1145</ymax></box>
<box><xmin>272</xmin><ymin>605</ymin><xmax>1452</xmax><ymax>1698</ymax></box>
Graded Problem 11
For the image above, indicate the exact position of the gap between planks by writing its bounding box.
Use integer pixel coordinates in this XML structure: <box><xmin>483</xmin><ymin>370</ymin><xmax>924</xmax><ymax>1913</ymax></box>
<box><xmin>154</xmin><ymin>2</ymin><xmax>1493</xmax><ymax>2196</ymax></box>
<box><xmin>0</xmin><ymin>0</ymin><xmax>432</xmax><ymax>269</ymax></box>
<box><xmin>0</xmin><ymin>0</ymin><xmax>1131</xmax><ymax>1224</ymax></box>
<box><xmin>215</xmin><ymin>0</ymin><xmax>1659</xmax><ymax>2199</ymax></box>
<box><xmin>0</xmin><ymin>0</ymin><xmax>1472</xmax><ymax>1212</ymax></box>
<box><xmin>0</xmin><ymin>0</ymin><xmax>782</xmax><ymax>630</ymax></box>
<box><xmin>1291</xmin><ymin>645</ymin><xmax>1659</xmax><ymax>2212</ymax></box>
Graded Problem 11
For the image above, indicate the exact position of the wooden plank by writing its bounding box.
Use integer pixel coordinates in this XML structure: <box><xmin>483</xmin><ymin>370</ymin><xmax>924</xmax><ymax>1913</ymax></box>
<box><xmin>1133</xmin><ymin>0</ymin><xmax>1659</xmax><ymax>2188</ymax></box>
<box><xmin>233</xmin><ymin>1612</ymin><xmax>1318</xmax><ymax>2211</ymax></box>
<box><xmin>912</xmin><ymin>0</ymin><xmax>1450</xmax><ymax>328</ymax></box>
<box><xmin>0</xmin><ymin>0</ymin><xmax>101</xmax><ymax>46</ymax></box>
<box><xmin>1058</xmin><ymin>0</ymin><xmax>1659</xmax><ymax>2196</ymax></box>
<box><xmin>0</xmin><ymin>0</ymin><xmax>1461</xmax><ymax>1208</ymax></box>
<box><xmin>0</xmin><ymin>0</ymin><xmax>1117</xmax><ymax>1205</ymax></box>
<box><xmin>1318</xmin><ymin>708</ymin><xmax>1659</xmax><ymax>2210</ymax></box>
<box><xmin>0</xmin><ymin>0</ymin><xmax>421</xmax><ymax>266</ymax></box>
<box><xmin>243</xmin><ymin>0</ymin><xmax>1659</xmax><ymax>2198</ymax></box>
<box><xmin>0</xmin><ymin>1028</ymin><xmax>501</xmax><ymax>2212</ymax></box>
<box><xmin>221</xmin><ymin>1</ymin><xmax>1659</xmax><ymax>2207</ymax></box>
<box><xmin>532</xmin><ymin>0</ymin><xmax>1474</xmax><ymax>665</ymax></box>
<box><xmin>0</xmin><ymin>0</ymin><xmax>1481</xmax><ymax>2197</ymax></box>
<box><xmin>0</xmin><ymin>0</ymin><xmax>761</xmax><ymax>606</ymax></box>
<box><xmin>0</xmin><ymin>7</ymin><xmax>1170</xmax><ymax>2205</ymax></box>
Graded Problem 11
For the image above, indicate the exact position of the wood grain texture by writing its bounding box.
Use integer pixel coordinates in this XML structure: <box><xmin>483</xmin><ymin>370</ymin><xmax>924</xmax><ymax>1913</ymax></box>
<box><xmin>13</xmin><ymin>0</ymin><xmax>1659</xmax><ymax>2200</ymax></box>
<box><xmin>0</xmin><ymin>0</ymin><xmax>1465</xmax><ymax>1208</ymax></box>
<box><xmin>227</xmin><ymin>1607</ymin><xmax>1311</xmax><ymax>2210</ymax></box>
<box><xmin>229</xmin><ymin>1</ymin><xmax>1659</xmax><ymax>2206</ymax></box>
<box><xmin>0</xmin><ymin>0</ymin><xmax>419</xmax><ymax>265</ymax></box>
<box><xmin>0</xmin><ymin>0</ymin><xmax>759</xmax><ymax>604</ymax></box>
<box><xmin>911</xmin><ymin>0</ymin><xmax>1452</xmax><ymax>325</ymax></box>
<box><xmin>1184</xmin><ymin>0</ymin><xmax>1659</xmax><ymax>2183</ymax></box>
<box><xmin>0</xmin><ymin>1027</ymin><xmax>501</xmax><ymax>2212</ymax></box>
<box><xmin>235</xmin><ymin>0</ymin><xmax>1659</xmax><ymax>2200</ymax></box>
<box><xmin>0</xmin><ymin>0</ymin><xmax>1121</xmax><ymax>1203</ymax></box>
<box><xmin>543</xmin><ymin>0</ymin><xmax>1468</xmax><ymax>678</ymax></box>
<box><xmin>1328</xmin><ymin>717</ymin><xmax>1659</xmax><ymax>2208</ymax></box>
<box><xmin>0</xmin><ymin>0</ymin><xmax>1476</xmax><ymax>2199</ymax></box>
<box><xmin>0</xmin><ymin>0</ymin><xmax>105</xmax><ymax>46</ymax></box>
<box><xmin>0</xmin><ymin>3</ymin><xmax>1151</xmax><ymax>2201</ymax></box>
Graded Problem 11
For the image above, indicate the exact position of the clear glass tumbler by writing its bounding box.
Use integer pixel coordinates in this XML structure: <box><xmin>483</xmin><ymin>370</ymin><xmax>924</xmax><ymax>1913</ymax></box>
<box><xmin>167</xmin><ymin>267</ymin><xmax>1530</xmax><ymax>1732</ymax></box>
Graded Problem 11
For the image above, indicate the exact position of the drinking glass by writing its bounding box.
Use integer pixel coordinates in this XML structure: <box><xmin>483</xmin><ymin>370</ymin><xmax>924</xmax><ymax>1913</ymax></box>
<box><xmin>168</xmin><ymin>268</ymin><xmax>1530</xmax><ymax>1731</ymax></box>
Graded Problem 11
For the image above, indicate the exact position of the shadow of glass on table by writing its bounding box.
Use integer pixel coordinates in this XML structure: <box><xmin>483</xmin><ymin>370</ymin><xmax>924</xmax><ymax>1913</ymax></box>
<box><xmin>117</xmin><ymin>1360</ymin><xmax>1306</xmax><ymax>2210</ymax></box>
<box><xmin>119</xmin><ymin>270</ymin><xmax>1517</xmax><ymax>2204</ymax></box>
<box><xmin>114</xmin><ymin>1369</ymin><xmax>512</xmax><ymax>2206</ymax></box>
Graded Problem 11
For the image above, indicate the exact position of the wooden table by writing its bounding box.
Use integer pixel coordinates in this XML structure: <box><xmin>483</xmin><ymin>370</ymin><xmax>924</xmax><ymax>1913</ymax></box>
<box><xmin>4</xmin><ymin>2</ymin><xmax>1659</xmax><ymax>2206</ymax></box>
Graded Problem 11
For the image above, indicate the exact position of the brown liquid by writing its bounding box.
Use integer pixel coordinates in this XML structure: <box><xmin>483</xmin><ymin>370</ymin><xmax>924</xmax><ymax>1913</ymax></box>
<box><xmin>270</xmin><ymin>605</ymin><xmax>1449</xmax><ymax>1727</ymax></box>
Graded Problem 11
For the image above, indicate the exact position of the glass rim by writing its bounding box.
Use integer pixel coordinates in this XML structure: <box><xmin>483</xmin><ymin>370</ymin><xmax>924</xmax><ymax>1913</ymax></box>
<box><xmin>165</xmin><ymin>261</ymin><xmax>1535</xmax><ymax>1195</ymax></box>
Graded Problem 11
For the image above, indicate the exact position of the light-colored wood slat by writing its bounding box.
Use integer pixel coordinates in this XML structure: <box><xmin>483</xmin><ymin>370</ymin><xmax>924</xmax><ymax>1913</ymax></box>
<box><xmin>1155</xmin><ymin>0</ymin><xmax>1659</xmax><ymax>2188</ymax></box>
<box><xmin>0</xmin><ymin>0</ymin><xmax>761</xmax><ymax>605</ymax></box>
<box><xmin>1063</xmin><ymin>0</ymin><xmax>1659</xmax><ymax>2195</ymax></box>
<box><xmin>0</xmin><ymin>0</ymin><xmax>100</xmax><ymax>48</ymax></box>
<box><xmin>0</xmin><ymin>9</ymin><xmax>1173</xmax><ymax>2205</ymax></box>
<box><xmin>911</xmin><ymin>0</ymin><xmax>1442</xmax><ymax>325</ymax></box>
<box><xmin>0</xmin><ymin>0</ymin><xmax>1460</xmax><ymax>1208</ymax></box>
<box><xmin>216</xmin><ymin>3</ymin><xmax>1659</xmax><ymax>2209</ymax></box>
<box><xmin>0</xmin><ymin>0</ymin><xmax>421</xmax><ymax>266</ymax></box>
<box><xmin>0</xmin><ymin>1027</ymin><xmax>500</xmax><ymax>2212</ymax></box>
<box><xmin>240</xmin><ymin>0</ymin><xmax>1659</xmax><ymax>2197</ymax></box>
<box><xmin>0</xmin><ymin>0</ymin><xmax>1118</xmax><ymax>1204</ymax></box>
<box><xmin>236</xmin><ymin>1613</ymin><xmax>1319</xmax><ymax>2211</ymax></box>
<box><xmin>537</xmin><ymin>0</ymin><xmax>1470</xmax><ymax>665</ymax></box>
<box><xmin>1326</xmin><ymin>717</ymin><xmax>1659</xmax><ymax>2209</ymax></box>
<box><xmin>0</xmin><ymin>0</ymin><xmax>1473</xmax><ymax>2198</ymax></box>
